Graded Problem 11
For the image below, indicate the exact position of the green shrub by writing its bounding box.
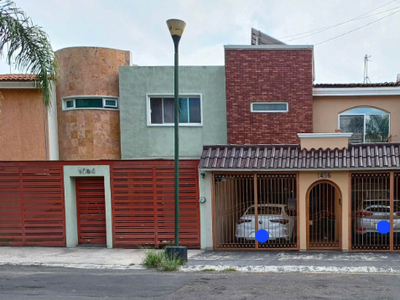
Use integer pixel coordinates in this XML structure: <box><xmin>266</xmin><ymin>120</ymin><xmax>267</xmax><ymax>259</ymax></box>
<box><xmin>143</xmin><ymin>250</ymin><xmax>163</xmax><ymax>269</ymax></box>
<box><xmin>143</xmin><ymin>250</ymin><xmax>185</xmax><ymax>271</ymax></box>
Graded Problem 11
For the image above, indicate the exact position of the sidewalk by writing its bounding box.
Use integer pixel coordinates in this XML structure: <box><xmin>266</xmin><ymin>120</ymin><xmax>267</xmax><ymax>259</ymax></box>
<box><xmin>0</xmin><ymin>247</ymin><xmax>203</xmax><ymax>270</ymax></box>
<box><xmin>2</xmin><ymin>247</ymin><xmax>400</xmax><ymax>274</ymax></box>
<box><xmin>183</xmin><ymin>251</ymin><xmax>400</xmax><ymax>274</ymax></box>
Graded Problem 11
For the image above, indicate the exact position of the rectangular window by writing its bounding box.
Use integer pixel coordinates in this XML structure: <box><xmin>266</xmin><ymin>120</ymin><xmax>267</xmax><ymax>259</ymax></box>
<box><xmin>251</xmin><ymin>102</ymin><xmax>288</xmax><ymax>112</ymax></box>
<box><xmin>149</xmin><ymin>96</ymin><xmax>202</xmax><ymax>125</ymax></box>
<box><xmin>63</xmin><ymin>97</ymin><xmax>119</xmax><ymax>110</ymax></box>
<box><xmin>75</xmin><ymin>98</ymin><xmax>103</xmax><ymax>108</ymax></box>
<box><xmin>339</xmin><ymin>107</ymin><xmax>390</xmax><ymax>143</ymax></box>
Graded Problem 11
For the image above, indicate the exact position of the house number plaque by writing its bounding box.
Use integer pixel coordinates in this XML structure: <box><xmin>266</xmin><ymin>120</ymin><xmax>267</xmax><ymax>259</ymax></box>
<box><xmin>317</xmin><ymin>172</ymin><xmax>331</xmax><ymax>179</ymax></box>
<box><xmin>78</xmin><ymin>167</ymin><xmax>96</xmax><ymax>175</ymax></box>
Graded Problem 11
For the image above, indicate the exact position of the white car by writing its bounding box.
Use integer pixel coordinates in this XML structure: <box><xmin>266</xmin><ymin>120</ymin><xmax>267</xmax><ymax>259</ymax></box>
<box><xmin>355</xmin><ymin>200</ymin><xmax>400</xmax><ymax>238</ymax></box>
<box><xmin>235</xmin><ymin>204</ymin><xmax>296</xmax><ymax>243</ymax></box>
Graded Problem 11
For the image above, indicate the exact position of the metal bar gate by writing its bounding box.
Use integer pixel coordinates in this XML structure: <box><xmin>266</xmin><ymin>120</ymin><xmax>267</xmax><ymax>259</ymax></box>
<box><xmin>351</xmin><ymin>172</ymin><xmax>400</xmax><ymax>251</ymax></box>
<box><xmin>308</xmin><ymin>182</ymin><xmax>341</xmax><ymax>250</ymax></box>
<box><xmin>213</xmin><ymin>173</ymin><xmax>298</xmax><ymax>250</ymax></box>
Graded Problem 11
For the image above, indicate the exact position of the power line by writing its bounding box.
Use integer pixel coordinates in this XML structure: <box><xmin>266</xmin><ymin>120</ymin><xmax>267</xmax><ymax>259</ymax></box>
<box><xmin>281</xmin><ymin>0</ymin><xmax>398</xmax><ymax>41</ymax></box>
<box><xmin>315</xmin><ymin>8</ymin><xmax>400</xmax><ymax>46</ymax></box>
<box><xmin>284</xmin><ymin>5</ymin><xmax>400</xmax><ymax>42</ymax></box>
<box><xmin>281</xmin><ymin>0</ymin><xmax>397</xmax><ymax>40</ymax></box>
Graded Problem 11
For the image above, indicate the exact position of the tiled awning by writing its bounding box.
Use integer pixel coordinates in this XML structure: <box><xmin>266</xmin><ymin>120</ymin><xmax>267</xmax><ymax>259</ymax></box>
<box><xmin>0</xmin><ymin>74</ymin><xmax>36</xmax><ymax>81</ymax></box>
<box><xmin>199</xmin><ymin>143</ymin><xmax>400</xmax><ymax>170</ymax></box>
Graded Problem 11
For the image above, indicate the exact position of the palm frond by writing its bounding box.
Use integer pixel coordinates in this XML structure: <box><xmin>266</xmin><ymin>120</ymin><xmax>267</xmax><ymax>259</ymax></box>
<box><xmin>0</xmin><ymin>0</ymin><xmax>56</xmax><ymax>107</ymax></box>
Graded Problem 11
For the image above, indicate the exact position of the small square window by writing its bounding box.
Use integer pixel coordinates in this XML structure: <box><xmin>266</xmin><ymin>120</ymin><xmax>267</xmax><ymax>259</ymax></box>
<box><xmin>105</xmin><ymin>99</ymin><xmax>117</xmax><ymax>108</ymax></box>
<box><xmin>66</xmin><ymin>100</ymin><xmax>74</xmax><ymax>108</ymax></box>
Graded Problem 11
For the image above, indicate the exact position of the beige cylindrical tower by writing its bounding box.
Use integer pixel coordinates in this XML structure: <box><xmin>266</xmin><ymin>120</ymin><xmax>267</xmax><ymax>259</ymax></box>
<box><xmin>55</xmin><ymin>47</ymin><xmax>130</xmax><ymax>160</ymax></box>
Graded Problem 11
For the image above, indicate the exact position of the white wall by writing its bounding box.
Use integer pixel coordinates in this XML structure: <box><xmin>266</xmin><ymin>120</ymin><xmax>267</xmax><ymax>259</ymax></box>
<box><xmin>199</xmin><ymin>171</ymin><xmax>213</xmax><ymax>249</ymax></box>
<box><xmin>47</xmin><ymin>82</ymin><xmax>59</xmax><ymax>160</ymax></box>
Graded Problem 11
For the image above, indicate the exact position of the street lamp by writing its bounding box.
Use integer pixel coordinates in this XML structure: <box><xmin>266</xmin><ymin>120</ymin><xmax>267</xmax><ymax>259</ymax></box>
<box><xmin>165</xmin><ymin>18</ymin><xmax>187</xmax><ymax>262</ymax></box>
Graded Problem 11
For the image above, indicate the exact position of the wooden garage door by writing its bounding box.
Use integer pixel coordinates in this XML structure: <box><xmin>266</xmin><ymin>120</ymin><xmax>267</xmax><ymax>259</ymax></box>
<box><xmin>111</xmin><ymin>160</ymin><xmax>200</xmax><ymax>248</ymax></box>
<box><xmin>0</xmin><ymin>166</ymin><xmax>65</xmax><ymax>247</ymax></box>
<box><xmin>76</xmin><ymin>178</ymin><xmax>106</xmax><ymax>245</ymax></box>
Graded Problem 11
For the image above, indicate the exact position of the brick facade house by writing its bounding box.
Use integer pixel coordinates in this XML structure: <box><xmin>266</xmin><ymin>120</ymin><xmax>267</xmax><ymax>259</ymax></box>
<box><xmin>225</xmin><ymin>46</ymin><xmax>313</xmax><ymax>144</ymax></box>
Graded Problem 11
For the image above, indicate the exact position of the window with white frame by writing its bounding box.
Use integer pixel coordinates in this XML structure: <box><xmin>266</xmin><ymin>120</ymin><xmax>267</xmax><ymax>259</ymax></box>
<box><xmin>148</xmin><ymin>96</ymin><xmax>202</xmax><ymax>125</ymax></box>
<box><xmin>63</xmin><ymin>96</ymin><xmax>118</xmax><ymax>110</ymax></box>
<box><xmin>251</xmin><ymin>102</ymin><xmax>288</xmax><ymax>112</ymax></box>
<box><xmin>338</xmin><ymin>107</ymin><xmax>390</xmax><ymax>143</ymax></box>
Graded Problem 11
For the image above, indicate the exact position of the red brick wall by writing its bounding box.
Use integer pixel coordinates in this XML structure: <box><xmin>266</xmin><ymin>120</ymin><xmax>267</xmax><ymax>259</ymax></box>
<box><xmin>225</xmin><ymin>48</ymin><xmax>313</xmax><ymax>144</ymax></box>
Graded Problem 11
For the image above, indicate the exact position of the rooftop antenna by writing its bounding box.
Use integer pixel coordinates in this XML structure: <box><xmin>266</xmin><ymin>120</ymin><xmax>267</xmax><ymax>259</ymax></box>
<box><xmin>363</xmin><ymin>54</ymin><xmax>371</xmax><ymax>83</ymax></box>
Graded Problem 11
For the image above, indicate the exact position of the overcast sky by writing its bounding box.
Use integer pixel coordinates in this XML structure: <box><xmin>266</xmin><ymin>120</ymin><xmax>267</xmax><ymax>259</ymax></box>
<box><xmin>1</xmin><ymin>0</ymin><xmax>400</xmax><ymax>83</ymax></box>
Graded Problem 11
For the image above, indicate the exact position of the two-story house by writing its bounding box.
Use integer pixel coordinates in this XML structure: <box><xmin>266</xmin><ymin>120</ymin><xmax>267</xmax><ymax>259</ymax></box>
<box><xmin>1</xmin><ymin>29</ymin><xmax>400</xmax><ymax>252</ymax></box>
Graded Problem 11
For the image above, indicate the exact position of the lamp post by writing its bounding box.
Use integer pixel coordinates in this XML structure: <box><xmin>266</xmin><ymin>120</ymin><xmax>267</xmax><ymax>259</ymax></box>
<box><xmin>165</xmin><ymin>18</ymin><xmax>187</xmax><ymax>262</ymax></box>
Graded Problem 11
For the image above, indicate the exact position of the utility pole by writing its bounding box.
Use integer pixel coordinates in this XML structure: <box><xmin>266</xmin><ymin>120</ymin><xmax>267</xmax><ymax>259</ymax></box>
<box><xmin>363</xmin><ymin>54</ymin><xmax>371</xmax><ymax>83</ymax></box>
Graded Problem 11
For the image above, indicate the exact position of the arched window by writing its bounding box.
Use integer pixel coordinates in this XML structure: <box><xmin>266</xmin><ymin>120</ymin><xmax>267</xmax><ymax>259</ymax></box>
<box><xmin>338</xmin><ymin>107</ymin><xmax>390</xmax><ymax>143</ymax></box>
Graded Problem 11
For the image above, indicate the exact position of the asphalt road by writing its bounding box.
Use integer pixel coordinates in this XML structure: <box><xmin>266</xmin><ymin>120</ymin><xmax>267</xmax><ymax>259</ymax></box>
<box><xmin>0</xmin><ymin>266</ymin><xmax>399</xmax><ymax>300</ymax></box>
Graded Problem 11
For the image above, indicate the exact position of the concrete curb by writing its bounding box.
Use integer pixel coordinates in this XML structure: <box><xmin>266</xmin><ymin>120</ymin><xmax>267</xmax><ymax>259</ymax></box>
<box><xmin>3</xmin><ymin>261</ymin><xmax>399</xmax><ymax>274</ymax></box>
<box><xmin>181</xmin><ymin>264</ymin><xmax>400</xmax><ymax>274</ymax></box>
<box><xmin>0</xmin><ymin>262</ymin><xmax>146</xmax><ymax>270</ymax></box>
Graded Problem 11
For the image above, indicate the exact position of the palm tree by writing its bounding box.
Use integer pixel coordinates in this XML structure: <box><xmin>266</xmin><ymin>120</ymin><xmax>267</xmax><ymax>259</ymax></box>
<box><xmin>0</xmin><ymin>0</ymin><xmax>56</xmax><ymax>107</ymax></box>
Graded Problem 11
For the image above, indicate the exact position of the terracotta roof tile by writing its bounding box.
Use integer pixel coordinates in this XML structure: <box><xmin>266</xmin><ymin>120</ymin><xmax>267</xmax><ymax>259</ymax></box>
<box><xmin>199</xmin><ymin>143</ymin><xmax>400</xmax><ymax>170</ymax></box>
<box><xmin>313</xmin><ymin>82</ymin><xmax>400</xmax><ymax>88</ymax></box>
<box><xmin>0</xmin><ymin>74</ymin><xmax>36</xmax><ymax>81</ymax></box>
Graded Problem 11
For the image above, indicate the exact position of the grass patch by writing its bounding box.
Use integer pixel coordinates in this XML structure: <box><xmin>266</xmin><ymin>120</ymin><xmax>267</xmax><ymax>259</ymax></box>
<box><xmin>143</xmin><ymin>250</ymin><xmax>163</xmax><ymax>269</ymax></box>
<box><xmin>222</xmin><ymin>267</ymin><xmax>237</xmax><ymax>272</ymax></box>
<box><xmin>142</xmin><ymin>250</ymin><xmax>185</xmax><ymax>271</ymax></box>
<box><xmin>201</xmin><ymin>268</ymin><xmax>216</xmax><ymax>272</ymax></box>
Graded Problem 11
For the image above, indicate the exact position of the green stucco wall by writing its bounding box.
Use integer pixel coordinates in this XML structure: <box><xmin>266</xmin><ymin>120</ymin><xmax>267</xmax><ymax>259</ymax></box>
<box><xmin>119</xmin><ymin>66</ymin><xmax>227</xmax><ymax>158</ymax></box>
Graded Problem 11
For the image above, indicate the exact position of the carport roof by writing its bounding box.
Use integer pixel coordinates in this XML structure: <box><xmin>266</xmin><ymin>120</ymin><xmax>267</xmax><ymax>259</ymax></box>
<box><xmin>199</xmin><ymin>143</ymin><xmax>400</xmax><ymax>170</ymax></box>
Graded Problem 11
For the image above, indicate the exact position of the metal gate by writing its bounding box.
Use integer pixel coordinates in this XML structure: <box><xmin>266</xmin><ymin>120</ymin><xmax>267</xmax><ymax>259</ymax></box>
<box><xmin>307</xmin><ymin>182</ymin><xmax>341</xmax><ymax>250</ymax></box>
<box><xmin>76</xmin><ymin>178</ymin><xmax>106</xmax><ymax>245</ymax></box>
<box><xmin>214</xmin><ymin>173</ymin><xmax>298</xmax><ymax>250</ymax></box>
<box><xmin>351</xmin><ymin>172</ymin><xmax>394</xmax><ymax>251</ymax></box>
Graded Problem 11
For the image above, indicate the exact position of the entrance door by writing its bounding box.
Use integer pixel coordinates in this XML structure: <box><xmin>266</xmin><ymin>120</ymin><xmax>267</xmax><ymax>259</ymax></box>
<box><xmin>76</xmin><ymin>178</ymin><xmax>106</xmax><ymax>246</ymax></box>
<box><xmin>307</xmin><ymin>182</ymin><xmax>341</xmax><ymax>250</ymax></box>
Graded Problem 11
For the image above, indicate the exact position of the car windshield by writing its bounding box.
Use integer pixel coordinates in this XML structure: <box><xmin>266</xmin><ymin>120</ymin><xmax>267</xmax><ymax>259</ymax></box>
<box><xmin>362</xmin><ymin>200</ymin><xmax>400</xmax><ymax>212</ymax></box>
<box><xmin>365</xmin><ymin>205</ymin><xmax>390</xmax><ymax>213</ymax></box>
<box><xmin>246</xmin><ymin>206</ymin><xmax>282</xmax><ymax>215</ymax></box>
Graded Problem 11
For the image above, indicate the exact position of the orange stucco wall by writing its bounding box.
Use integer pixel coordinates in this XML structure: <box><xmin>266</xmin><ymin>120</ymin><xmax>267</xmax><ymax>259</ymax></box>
<box><xmin>57</xmin><ymin>109</ymin><xmax>120</xmax><ymax>160</ymax></box>
<box><xmin>299</xmin><ymin>171</ymin><xmax>349</xmax><ymax>251</ymax></box>
<box><xmin>300</xmin><ymin>137</ymin><xmax>350</xmax><ymax>150</ymax></box>
<box><xmin>313</xmin><ymin>95</ymin><xmax>400</xmax><ymax>141</ymax></box>
<box><xmin>55</xmin><ymin>47</ymin><xmax>130</xmax><ymax>160</ymax></box>
<box><xmin>0</xmin><ymin>89</ymin><xmax>47</xmax><ymax>160</ymax></box>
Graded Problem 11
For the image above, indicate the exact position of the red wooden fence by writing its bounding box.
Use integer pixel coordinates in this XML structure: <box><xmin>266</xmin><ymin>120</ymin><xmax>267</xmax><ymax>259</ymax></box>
<box><xmin>0</xmin><ymin>165</ymin><xmax>65</xmax><ymax>246</ymax></box>
<box><xmin>111</xmin><ymin>160</ymin><xmax>200</xmax><ymax>248</ymax></box>
<box><xmin>0</xmin><ymin>160</ymin><xmax>200</xmax><ymax>248</ymax></box>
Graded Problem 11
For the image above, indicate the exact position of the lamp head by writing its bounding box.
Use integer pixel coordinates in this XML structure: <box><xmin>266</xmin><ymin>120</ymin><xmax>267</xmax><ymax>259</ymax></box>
<box><xmin>166</xmin><ymin>19</ymin><xmax>186</xmax><ymax>37</ymax></box>
<box><xmin>167</xmin><ymin>19</ymin><xmax>186</xmax><ymax>51</ymax></box>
